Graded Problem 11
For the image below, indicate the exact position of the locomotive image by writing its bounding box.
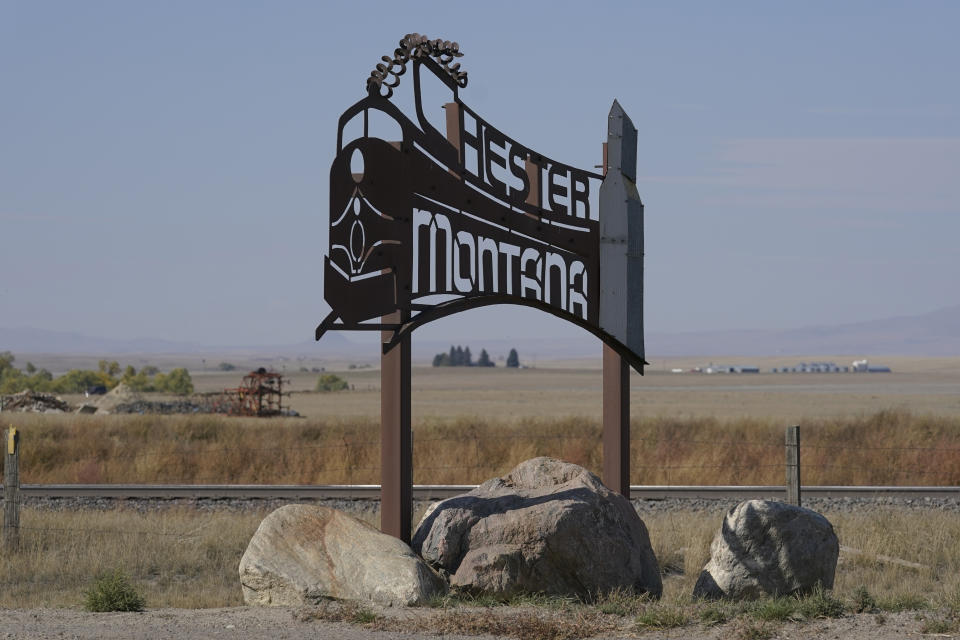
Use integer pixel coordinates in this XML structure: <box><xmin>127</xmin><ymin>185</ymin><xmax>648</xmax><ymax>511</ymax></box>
<box><xmin>318</xmin><ymin>34</ymin><xmax>643</xmax><ymax>369</ymax></box>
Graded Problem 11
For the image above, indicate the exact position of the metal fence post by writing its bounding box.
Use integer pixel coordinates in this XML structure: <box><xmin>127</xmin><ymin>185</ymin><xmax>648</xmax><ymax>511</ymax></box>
<box><xmin>3</xmin><ymin>426</ymin><xmax>20</xmax><ymax>551</ymax></box>
<box><xmin>785</xmin><ymin>425</ymin><xmax>801</xmax><ymax>507</ymax></box>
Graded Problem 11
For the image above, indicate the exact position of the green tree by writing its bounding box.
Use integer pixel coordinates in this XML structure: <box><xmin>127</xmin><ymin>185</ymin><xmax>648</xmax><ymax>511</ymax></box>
<box><xmin>315</xmin><ymin>373</ymin><xmax>349</xmax><ymax>392</ymax></box>
<box><xmin>217</xmin><ymin>362</ymin><xmax>237</xmax><ymax>371</ymax></box>
<box><xmin>0</xmin><ymin>352</ymin><xmax>15</xmax><ymax>374</ymax></box>
<box><xmin>463</xmin><ymin>346</ymin><xmax>473</xmax><ymax>366</ymax></box>
<box><xmin>50</xmin><ymin>369</ymin><xmax>107</xmax><ymax>394</ymax></box>
<box><xmin>0</xmin><ymin>368</ymin><xmax>28</xmax><ymax>394</ymax></box>
<box><xmin>123</xmin><ymin>367</ymin><xmax>155</xmax><ymax>392</ymax></box>
<box><xmin>477</xmin><ymin>349</ymin><xmax>494</xmax><ymax>367</ymax></box>
<box><xmin>432</xmin><ymin>352</ymin><xmax>451</xmax><ymax>367</ymax></box>
<box><xmin>506</xmin><ymin>348</ymin><xmax>519</xmax><ymax>368</ymax></box>
<box><xmin>98</xmin><ymin>360</ymin><xmax>121</xmax><ymax>377</ymax></box>
<box><xmin>25</xmin><ymin>361</ymin><xmax>37</xmax><ymax>374</ymax></box>
<box><xmin>155</xmin><ymin>368</ymin><xmax>193</xmax><ymax>395</ymax></box>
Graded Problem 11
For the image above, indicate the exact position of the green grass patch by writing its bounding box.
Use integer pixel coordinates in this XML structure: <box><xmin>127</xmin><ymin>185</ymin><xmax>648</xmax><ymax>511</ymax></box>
<box><xmin>749</xmin><ymin>597</ymin><xmax>799</xmax><ymax>622</ymax></box>
<box><xmin>796</xmin><ymin>585</ymin><xmax>846</xmax><ymax>619</ymax></box>
<box><xmin>635</xmin><ymin>604</ymin><xmax>689</xmax><ymax>628</ymax></box>
<box><xmin>82</xmin><ymin>569</ymin><xmax>145</xmax><ymax>612</ymax></box>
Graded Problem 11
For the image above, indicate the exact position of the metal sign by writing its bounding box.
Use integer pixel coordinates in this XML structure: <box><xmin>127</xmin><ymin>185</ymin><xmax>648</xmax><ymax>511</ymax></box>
<box><xmin>316</xmin><ymin>34</ymin><xmax>645</xmax><ymax>371</ymax></box>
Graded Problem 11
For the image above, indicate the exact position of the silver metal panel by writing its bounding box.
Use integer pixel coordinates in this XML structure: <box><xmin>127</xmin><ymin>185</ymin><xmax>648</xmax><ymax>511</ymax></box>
<box><xmin>599</xmin><ymin>100</ymin><xmax>644</xmax><ymax>367</ymax></box>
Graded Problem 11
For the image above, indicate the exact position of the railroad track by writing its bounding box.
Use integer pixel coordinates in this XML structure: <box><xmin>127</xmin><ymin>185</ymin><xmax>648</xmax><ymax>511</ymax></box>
<box><xmin>12</xmin><ymin>484</ymin><xmax>960</xmax><ymax>500</ymax></box>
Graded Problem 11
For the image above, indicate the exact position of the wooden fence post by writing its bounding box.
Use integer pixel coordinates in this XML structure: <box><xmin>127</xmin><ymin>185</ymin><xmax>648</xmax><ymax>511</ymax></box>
<box><xmin>785</xmin><ymin>425</ymin><xmax>801</xmax><ymax>507</ymax></box>
<box><xmin>3</xmin><ymin>426</ymin><xmax>20</xmax><ymax>551</ymax></box>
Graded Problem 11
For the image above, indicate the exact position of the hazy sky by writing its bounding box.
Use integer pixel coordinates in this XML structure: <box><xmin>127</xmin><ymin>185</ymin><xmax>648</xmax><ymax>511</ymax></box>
<box><xmin>3</xmin><ymin>1</ymin><xmax>958</xmax><ymax>347</ymax></box>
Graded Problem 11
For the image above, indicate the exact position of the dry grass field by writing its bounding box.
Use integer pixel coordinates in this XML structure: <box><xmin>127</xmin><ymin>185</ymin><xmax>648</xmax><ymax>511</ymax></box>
<box><xmin>3</xmin><ymin>505</ymin><xmax>959</xmax><ymax>616</ymax></box>
<box><xmin>5</xmin><ymin>409</ymin><xmax>959</xmax><ymax>485</ymax></box>
<box><xmin>7</xmin><ymin>354</ymin><xmax>951</xmax><ymax>486</ymax></box>
<box><xmin>3</xmin><ymin>354</ymin><xmax>959</xmax><ymax>627</ymax></box>
<box><xmin>202</xmin><ymin>356</ymin><xmax>960</xmax><ymax>422</ymax></box>
<box><xmin>38</xmin><ymin>354</ymin><xmax>960</xmax><ymax>422</ymax></box>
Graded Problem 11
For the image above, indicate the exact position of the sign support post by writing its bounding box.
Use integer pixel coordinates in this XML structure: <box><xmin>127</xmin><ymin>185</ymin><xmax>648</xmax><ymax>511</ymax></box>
<box><xmin>599</xmin><ymin>102</ymin><xmax>642</xmax><ymax>498</ymax></box>
<box><xmin>602</xmin><ymin>345</ymin><xmax>630</xmax><ymax>497</ymax></box>
<box><xmin>381</xmin><ymin>310</ymin><xmax>412</xmax><ymax>543</ymax></box>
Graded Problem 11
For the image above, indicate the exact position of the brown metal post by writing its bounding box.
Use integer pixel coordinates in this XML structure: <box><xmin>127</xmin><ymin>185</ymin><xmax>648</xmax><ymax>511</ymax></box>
<box><xmin>602</xmin><ymin>346</ymin><xmax>630</xmax><ymax>497</ymax></box>
<box><xmin>600</xmin><ymin>141</ymin><xmax>630</xmax><ymax>498</ymax></box>
<box><xmin>381</xmin><ymin>311</ymin><xmax>412</xmax><ymax>542</ymax></box>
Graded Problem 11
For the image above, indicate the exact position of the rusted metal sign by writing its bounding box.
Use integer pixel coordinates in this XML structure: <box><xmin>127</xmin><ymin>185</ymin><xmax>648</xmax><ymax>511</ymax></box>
<box><xmin>316</xmin><ymin>34</ymin><xmax>645</xmax><ymax>371</ymax></box>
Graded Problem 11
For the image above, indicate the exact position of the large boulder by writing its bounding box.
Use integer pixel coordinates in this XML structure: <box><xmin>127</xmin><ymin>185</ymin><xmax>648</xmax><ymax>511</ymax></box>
<box><xmin>412</xmin><ymin>457</ymin><xmax>661</xmax><ymax>599</ymax></box>
<box><xmin>239</xmin><ymin>505</ymin><xmax>445</xmax><ymax>607</ymax></box>
<box><xmin>693</xmin><ymin>500</ymin><xmax>839</xmax><ymax>600</ymax></box>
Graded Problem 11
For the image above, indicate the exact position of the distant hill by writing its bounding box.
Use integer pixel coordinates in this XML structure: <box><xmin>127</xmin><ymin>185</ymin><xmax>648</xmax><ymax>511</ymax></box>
<box><xmin>647</xmin><ymin>305</ymin><xmax>960</xmax><ymax>357</ymax></box>
<box><xmin>0</xmin><ymin>327</ymin><xmax>353</xmax><ymax>355</ymax></box>
<box><xmin>3</xmin><ymin>305</ymin><xmax>958</xmax><ymax>358</ymax></box>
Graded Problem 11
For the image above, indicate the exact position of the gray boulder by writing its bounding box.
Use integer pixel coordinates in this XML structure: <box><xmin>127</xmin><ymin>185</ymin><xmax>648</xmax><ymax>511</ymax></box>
<box><xmin>412</xmin><ymin>457</ymin><xmax>661</xmax><ymax>599</ymax></box>
<box><xmin>693</xmin><ymin>499</ymin><xmax>839</xmax><ymax>600</ymax></box>
<box><xmin>239</xmin><ymin>504</ymin><xmax>445</xmax><ymax>607</ymax></box>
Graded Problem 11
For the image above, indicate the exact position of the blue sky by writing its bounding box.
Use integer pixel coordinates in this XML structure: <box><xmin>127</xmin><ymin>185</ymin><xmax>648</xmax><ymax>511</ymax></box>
<box><xmin>2</xmin><ymin>1</ymin><xmax>958</xmax><ymax>346</ymax></box>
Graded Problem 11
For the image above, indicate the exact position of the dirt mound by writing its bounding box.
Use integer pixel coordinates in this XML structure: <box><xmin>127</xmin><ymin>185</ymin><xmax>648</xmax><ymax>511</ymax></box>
<box><xmin>93</xmin><ymin>383</ymin><xmax>140</xmax><ymax>413</ymax></box>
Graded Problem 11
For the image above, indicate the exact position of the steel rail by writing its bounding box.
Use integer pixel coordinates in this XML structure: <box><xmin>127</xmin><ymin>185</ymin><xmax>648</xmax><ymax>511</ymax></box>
<box><xmin>9</xmin><ymin>484</ymin><xmax>960</xmax><ymax>500</ymax></box>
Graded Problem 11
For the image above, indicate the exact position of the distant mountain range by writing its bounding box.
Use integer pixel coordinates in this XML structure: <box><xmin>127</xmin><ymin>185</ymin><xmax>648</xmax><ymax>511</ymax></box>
<box><xmin>646</xmin><ymin>304</ymin><xmax>960</xmax><ymax>357</ymax></box>
<box><xmin>2</xmin><ymin>305</ymin><xmax>959</xmax><ymax>358</ymax></box>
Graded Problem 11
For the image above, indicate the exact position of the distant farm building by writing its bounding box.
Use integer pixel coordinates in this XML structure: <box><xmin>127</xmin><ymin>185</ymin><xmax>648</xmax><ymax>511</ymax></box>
<box><xmin>772</xmin><ymin>359</ymin><xmax>891</xmax><ymax>373</ymax></box>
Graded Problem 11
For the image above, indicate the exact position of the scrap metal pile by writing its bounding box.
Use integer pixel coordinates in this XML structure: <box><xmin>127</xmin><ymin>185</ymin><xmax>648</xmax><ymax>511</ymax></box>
<box><xmin>112</xmin><ymin>398</ymin><xmax>217</xmax><ymax>415</ymax></box>
<box><xmin>0</xmin><ymin>390</ymin><xmax>70</xmax><ymax>413</ymax></box>
<box><xmin>217</xmin><ymin>369</ymin><xmax>289</xmax><ymax>417</ymax></box>
<box><xmin>1</xmin><ymin>369</ymin><xmax>294</xmax><ymax>417</ymax></box>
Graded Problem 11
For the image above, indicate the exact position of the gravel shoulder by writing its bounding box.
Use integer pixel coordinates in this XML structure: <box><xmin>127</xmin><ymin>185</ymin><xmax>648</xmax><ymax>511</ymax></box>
<box><xmin>0</xmin><ymin>606</ymin><xmax>939</xmax><ymax>640</ymax></box>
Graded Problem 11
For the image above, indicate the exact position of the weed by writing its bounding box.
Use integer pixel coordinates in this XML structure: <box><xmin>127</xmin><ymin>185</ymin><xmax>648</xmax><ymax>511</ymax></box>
<box><xmin>942</xmin><ymin>586</ymin><xmax>960</xmax><ymax>616</ymax></box>
<box><xmin>385</xmin><ymin>609</ymin><xmax>606</xmax><ymax>640</ymax></box>
<box><xmin>595</xmin><ymin>587</ymin><xmax>648</xmax><ymax>616</ymax></box>
<box><xmin>635</xmin><ymin>605</ymin><xmax>689</xmax><ymax>628</ymax></box>
<box><xmin>876</xmin><ymin>593</ymin><xmax>929</xmax><ymax>612</ymax></box>
<box><xmin>296</xmin><ymin>600</ymin><xmax>381</xmax><ymax>625</ymax></box>
<box><xmin>508</xmin><ymin>592</ymin><xmax>578</xmax><ymax>610</ymax></box>
<box><xmin>749</xmin><ymin>597</ymin><xmax>798</xmax><ymax>622</ymax></box>
<box><xmin>700</xmin><ymin>606</ymin><xmax>729</xmax><ymax>626</ymax></box>
<box><xmin>727</xmin><ymin>618</ymin><xmax>775</xmax><ymax>640</ymax></box>
<box><xmin>851</xmin><ymin>585</ymin><xmax>877</xmax><ymax>613</ymax></box>
<box><xmin>796</xmin><ymin>585</ymin><xmax>846</xmax><ymax>619</ymax></box>
<box><xmin>349</xmin><ymin>605</ymin><xmax>380</xmax><ymax>624</ymax></box>
<box><xmin>920</xmin><ymin>617</ymin><xmax>959</xmax><ymax>634</ymax></box>
<box><xmin>82</xmin><ymin>569</ymin><xmax>145</xmax><ymax>612</ymax></box>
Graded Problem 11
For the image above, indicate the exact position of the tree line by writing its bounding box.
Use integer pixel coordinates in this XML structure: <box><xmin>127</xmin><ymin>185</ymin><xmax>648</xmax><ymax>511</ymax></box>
<box><xmin>0</xmin><ymin>352</ymin><xmax>194</xmax><ymax>395</ymax></box>
<box><xmin>432</xmin><ymin>346</ymin><xmax>520</xmax><ymax>368</ymax></box>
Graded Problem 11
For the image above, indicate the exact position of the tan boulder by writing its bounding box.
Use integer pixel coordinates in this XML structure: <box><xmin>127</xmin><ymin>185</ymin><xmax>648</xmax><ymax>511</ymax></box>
<box><xmin>693</xmin><ymin>500</ymin><xmax>839</xmax><ymax>600</ymax></box>
<box><xmin>239</xmin><ymin>505</ymin><xmax>445</xmax><ymax>607</ymax></box>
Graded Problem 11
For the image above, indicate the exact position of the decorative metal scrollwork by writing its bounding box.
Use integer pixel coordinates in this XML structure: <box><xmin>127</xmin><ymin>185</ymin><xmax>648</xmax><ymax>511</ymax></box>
<box><xmin>367</xmin><ymin>33</ymin><xmax>467</xmax><ymax>98</ymax></box>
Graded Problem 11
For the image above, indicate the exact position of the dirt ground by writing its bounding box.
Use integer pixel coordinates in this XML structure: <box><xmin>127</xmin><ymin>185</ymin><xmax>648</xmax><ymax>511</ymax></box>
<box><xmin>0</xmin><ymin>606</ymin><xmax>941</xmax><ymax>640</ymax></box>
